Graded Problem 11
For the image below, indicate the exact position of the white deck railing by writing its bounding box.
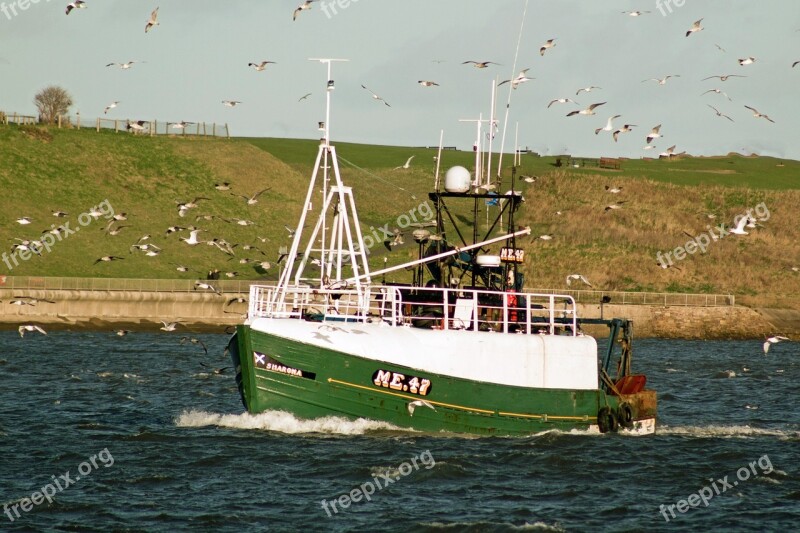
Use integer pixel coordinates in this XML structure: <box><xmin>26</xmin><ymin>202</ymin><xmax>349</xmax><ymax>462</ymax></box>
<box><xmin>248</xmin><ymin>284</ymin><xmax>579</xmax><ymax>336</ymax></box>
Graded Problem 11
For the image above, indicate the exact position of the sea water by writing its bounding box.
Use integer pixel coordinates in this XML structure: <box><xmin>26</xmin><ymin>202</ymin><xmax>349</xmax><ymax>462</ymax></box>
<box><xmin>0</xmin><ymin>332</ymin><xmax>798</xmax><ymax>531</ymax></box>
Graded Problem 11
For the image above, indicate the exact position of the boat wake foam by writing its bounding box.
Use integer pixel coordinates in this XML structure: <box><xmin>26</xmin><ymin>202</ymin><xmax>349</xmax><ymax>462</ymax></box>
<box><xmin>174</xmin><ymin>409</ymin><xmax>404</xmax><ymax>435</ymax></box>
<box><xmin>659</xmin><ymin>424</ymin><xmax>798</xmax><ymax>439</ymax></box>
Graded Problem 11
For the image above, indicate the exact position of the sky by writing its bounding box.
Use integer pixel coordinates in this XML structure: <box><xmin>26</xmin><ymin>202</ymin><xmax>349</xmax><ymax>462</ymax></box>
<box><xmin>1</xmin><ymin>0</ymin><xmax>799</xmax><ymax>160</ymax></box>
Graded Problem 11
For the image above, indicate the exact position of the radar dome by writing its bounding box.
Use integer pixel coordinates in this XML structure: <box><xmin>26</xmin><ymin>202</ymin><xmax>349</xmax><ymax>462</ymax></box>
<box><xmin>444</xmin><ymin>166</ymin><xmax>471</xmax><ymax>193</ymax></box>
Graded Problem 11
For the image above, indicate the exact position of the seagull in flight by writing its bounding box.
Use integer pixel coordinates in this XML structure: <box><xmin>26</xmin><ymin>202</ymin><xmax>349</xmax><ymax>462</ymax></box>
<box><xmin>232</xmin><ymin>188</ymin><xmax>271</xmax><ymax>205</ymax></box>
<box><xmin>642</xmin><ymin>75</ymin><xmax>680</xmax><ymax>85</ymax></box>
<box><xmin>646</xmin><ymin>124</ymin><xmax>663</xmax><ymax>144</ymax></box>
<box><xmin>686</xmin><ymin>18</ymin><xmax>704</xmax><ymax>37</ymax></box>
<box><xmin>702</xmin><ymin>88</ymin><xmax>732</xmax><ymax>101</ymax></box>
<box><xmin>707</xmin><ymin>105</ymin><xmax>734</xmax><ymax>122</ymax></box>
<box><xmin>744</xmin><ymin>105</ymin><xmax>775</xmax><ymax>123</ymax></box>
<box><xmin>180</xmin><ymin>228</ymin><xmax>204</xmax><ymax>245</ymax></box>
<box><xmin>793</xmin><ymin>61</ymin><xmax>800</xmax><ymax>68</ymax></box>
<box><xmin>566</xmin><ymin>274</ymin><xmax>592</xmax><ymax>287</ymax></box>
<box><xmin>566</xmin><ymin>102</ymin><xmax>605</xmax><ymax>117</ymax></box>
<box><xmin>222</xmin><ymin>100</ymin><xmax>242</xmax><ymax>107</ymax></box>
<box><xmin>539</xmin><ymin>38</ymin><xmax>556</xmax><ymax>56</ymax></box>
<box><xmin>106</xmin><ymin>61</ymin><xmax>141</xmax><ymax>70</ymax></box>
<box><xmin>394</xmin><ymin>156</ymin><xmax>415</xmax><ymax>170</ymax></box>
<box><xmin>171</xmin><ymin>121</ymin><xmax>194</xmax><ymax>130</ymax></box>
<box><xmin>160</xmin><ymin>321</ymin><xmax>180</xmax><ymax>332</ymax></box>
<box><xmin>575</xmin><ymin>86</ymin><xmax>601</xmax><ymax>95</ymax></box>
<box><xmin>361</xmin><ymin>85</ymin><xmax>390</xmax><ymax>107</ymax></box>
<box><xmin>763</xmin><ymin>336</ymin><xmax>789</xmax><ymax>354</ymax></box>
<box><xmin>298</xmin><ymin>93</ymin><xmax>312</xmax><ymax>101</ymax></box>
<box><xmin>103</xmin><ymin>101</ymin><xmax>120</xmax><ymax>114</ymax></box>
<box><xmin>547</xmin><ymin>97</ymin><xmax>578</xmax><ymax>108</ymax></box>
<box><xmin>703</xmin><ymin>74</ymin><xmax>746</xmax><ymax>82</ymax></box>
<box><xmin>93</xmin><ymin>255</ymin><xmax>125</xmax><ymax>265</ymax></box>
<box><xmin>604</xmin><ymin>202</ymin><xmax>626</xmax><ymax>213</ymax></box>
<box><xmin>418</xmin><ymin>80</ymin><xmax>439</xmax><ymax>87</ymax></box>
<box><xmin>622</xmin><ymin>10</ymin><xmax>649</xmax><ymax>16</ymax></box>
<box><xmin>462</xmin><ymin>61</ymin><xmax>499</xmax><ymax>68</ymax></box>
<box><xmin>499</xmin><ymin>69</ymin><xmax>534</xmax><ymax>89</ymax></box>
<box><xmin>65</xmin><ymin>1</ymin><xmax>86</xmax><ymax>15</ymax></box>
<box><xmin>18</xmin><ymin>325</ymin><xmax>47</xmax><ymax>337</ymax></box>
<box><xmin>145</xmin><ymin>7</ymin><xmax>159</xmax><ymax>33</ymax></box>
<box><xmin>595</xmin><ymin>115</ymin><xmax>621</xmax><ymax>135</ymax></box>
<box><xmin>738</xmin><ymin>57</ymin><xmax>756</xmax><ymax>66</ymax></box>
<box><xmin>612</xmin><ymin>124</ymin><xmax>636</xmax><ymax>142</ymax></box>
<box><xmin>728</xmin><ymin>216</ymin><xmax>750</xmax><ymax>235</ymax></box>
<box><xmin>293</xmin><ymin>0</ymin><xmax>315</xmax><ymax>21</ymax></box>
<box><xmin>248</xmin><ymin>61</ymin><xmax>276</xmax><ymax>71</ymax></box>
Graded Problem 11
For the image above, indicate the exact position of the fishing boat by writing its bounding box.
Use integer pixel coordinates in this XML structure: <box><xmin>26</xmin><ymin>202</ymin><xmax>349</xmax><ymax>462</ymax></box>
<box><xmin>229</xmin><ymin>60</ymin><xmax>657</xmax><ymax>436</ymax></box>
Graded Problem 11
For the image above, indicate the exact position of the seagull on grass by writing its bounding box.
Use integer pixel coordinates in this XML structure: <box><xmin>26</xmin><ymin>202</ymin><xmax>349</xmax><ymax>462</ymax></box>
<box><xmin>707</xmin><ymin>104</ymin><xmax>734</xmax><ymax>122</ymax></box>
<box><xmin>744</xmin><ymin>105</ymin><xmax>775</xmax><ymax>123</ymax></box>
<box><xmin>94</xmin><ymin>256</ymin><xmax>124</xmax><ymax>265</ymax></box>
<box><xmin>214</xmin><ymin>182</ymin><xmax>231</xmax><ymax>191</ymax></box>
<box><xmin>566</xmin><ymin>274</ymin><xmax>592</xmax><ymax>287</ymax></box>
<box><xmin>18</xmin><ymin>325</ymin><xmax>47</xmax><ymax>337</ymax></box>
<box><xmin>604</xmin><ymin>202</ymin><xmax>626</xmax><ymax>212</ymax></box>
<box><xmin>177</xmin><ymin>197</ymin><xmax>209</xmax><ymax>217</ymax></box>
<box><xmin>567</xmin><ymin>102</ymin><xmax>605</xmax><ymax>117</ymax></box>
<box><xmin>361</xmin><ymin>85</ymin><xmax>390</xmax><ymax>107</ymax></box>
<box><xmin>605</xmin><ymin>185</ymin><xmax>623</xmax><ymax>193</ymax></box>
<box><xmin>248</xmin><ymin>61</ymin><xmax>276</xmax><ymax>71</ymax></box>
<box><xmin>763</xmin><ymin>336</ymin><xmax>789</xmax><ymax>354</ymax></box>
<box><xmin>728</xmin><ymin>216</ymin><xmax>750</xmax><ymax>235</ymax></box>
<box><xmin>145</xmin><ymin>7</ymin><xmax>159</xmax><ymax>33</ymax></box>
<box><xmin>686</xmin><ymin>18</ymin><xmax>704</xmax><ymax>37</ymax></box>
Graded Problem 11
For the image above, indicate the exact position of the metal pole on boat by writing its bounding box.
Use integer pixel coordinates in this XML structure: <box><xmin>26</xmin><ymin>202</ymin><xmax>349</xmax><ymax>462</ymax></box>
<box><xmin>434</xmin><ymin>129</ymin><xmax>444</xmax><ymax>192</ymax></box>
<box><xmin>486</xmin><ymin>80</ymin><xmax>497</xmax><ymax>188</ymax></box>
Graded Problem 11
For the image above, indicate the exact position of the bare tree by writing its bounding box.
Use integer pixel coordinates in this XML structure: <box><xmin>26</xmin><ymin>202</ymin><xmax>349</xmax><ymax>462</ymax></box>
<box><xmin>33</xmin><ymin>85</ymin><xmax>73</xmax><ymax>124</ymax></box>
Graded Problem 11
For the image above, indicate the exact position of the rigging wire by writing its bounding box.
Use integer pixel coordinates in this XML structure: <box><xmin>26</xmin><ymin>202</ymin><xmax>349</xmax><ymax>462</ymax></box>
<box><xmin>496</xmin><ymin>0</ymin><xmax>531</xmax><ymax>178</ymax></box>
<box><xmin>337</xmin><ymin>155</ymin><xmax>418</xmax><ymax>199</ymax></box>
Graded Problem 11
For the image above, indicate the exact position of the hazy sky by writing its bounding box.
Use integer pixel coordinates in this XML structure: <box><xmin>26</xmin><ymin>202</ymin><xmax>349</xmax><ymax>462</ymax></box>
<box><xmin>1</xmin><ymin>1</ymin><xmax>798</xmax><ymax>159</ymax></box>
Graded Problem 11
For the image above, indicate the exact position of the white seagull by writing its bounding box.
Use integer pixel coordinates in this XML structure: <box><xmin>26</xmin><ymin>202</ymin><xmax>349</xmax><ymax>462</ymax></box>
<box><xmin>232</xmin><ymin>188</ymin><xmax>271</xmax><ymax>205</ymax></box>
<box><xmin>145</xmin><ymin>7</ymin><xmax>159</xmax><ymax>33</ymax></box>
<box><xmin>547</xmin><ymin>97</ymin><xmax>578</xmax><ymax>108</ymax></box>
<box><xmin>106</xmin><ymin>61</ymin><xmax>141</xmax><ymax>70</ymax></box>
<box><xmin>418</xmin><ymin>80</ymin><xmax>439</xmax><ymax>87</ymax></box>
<box><xmin>393</xmin><ymin>156</ymin><xmax>415</xmax><ymax>170</ymax></box>
<box><xmin>702</xmin><ymin>88</ymin><xmax>732</xmax><ymax>101</ymax></box>
<box><xmin>248</xmin><ymin>61</ymin><xmax>276</xmax><ymax>71</ymax></box>
<box><xmin>763</xmin><ymin>336</ymin><xmax>789</xmax><ymax>354</ymax></box>
<box><xmin>499</xmin><ymin>69</ymin><xmax>534</xmax><ymax>89</ymax></box>
<box><xmin>103</xmin><ymin>101</ymin><xmax>120</xmax><ymax>114</ymax></box>
<box><xmin>567</xmin><ymin>102</ymin><xmax>605</xmax><ymax>117</ymax></box>
<box><xmin>65</xmin><ymin>1</ymin><xmax>86</xmax><ymax>15</ymax></box>
<box><xmin>575</xmin><ymin>86</ymin><xmax>602</xmax><ymax>95</ymax></box>
<box><xmin>462</xmin><ymin>61</ymin><xmax>499</xmax><ymax>69</ymax></box>
<box><xmin>646</xmin><ymin>124</ymin><xmax>663</xmax><ymax>144</ymax></box>
<box><xmin>18</xmin><ymin>325</ymin><xmax>47</xmax><ymax>337</ymax></box>
<box><xmin>612</xmin><ymin>124</ymin><xmax>636</xmax><ymax>142</ymax></box>
<box><xmin>707</xmin><ymin>105</ymin><xmax>734</xmax><ymax>122</ymax></box>
<box><xmin>595</xmin><ymin>115</ymin><xmax>622</xmax><ymax>135</ymax></box>
<box><xmin>293</xmin><ymin>0</ymin><xmax>315</xmax><ymax>21</ymax></box>
<box><xmin>180</xmin><ymin>229</ymin><xmax>204</xmax><ymax>245</ymax></box>
<box><xmin>728</xmin><ymin>216</ymin><xmax>750</xmax><ymax>235</ymax></box>
<box><xmin>539</xmin><ymin>38</ymin><xmax>556</xmax><ymax>56</ymax></box>
<box><xmin>361</xmin><ymin>85</ymin><xmax>391</xmax><ymax>107</ymax></box>
<box><xmin>703</xmin><ymin>74</ymin><xmax>746</xmax><ymax>82</ymax></box>
<box><xmin>566</xmin><ymin>274</ymin><xmax>592</xmax><ymax>287</ymax></box>
<box><xmin>622</xmin><ymin>10</ymin><xmax>649</xmax><ymax>16</ymax></box>
<box><xmin>744</xmin><ymin>105</ymin><xmax>775</xmax><ymax>123</ymax></box>
<box><xmin>738</xmin><ymin>57</ymin><xmax>756</xmax><ymax>66</ymax></box>
<box><xmin>222</xmin><ymin>100</ymin><xmax>242</xmax><ymax>107</ymax></box>
<box><xmin>686</xmin><ymin>18</ymin><xmax>704</xmax><ymax>37</ymax></box>
<box><xmin>642</xmin><ymin>75</ymin><xmax>680</xmax><ymax>85</ymax></box>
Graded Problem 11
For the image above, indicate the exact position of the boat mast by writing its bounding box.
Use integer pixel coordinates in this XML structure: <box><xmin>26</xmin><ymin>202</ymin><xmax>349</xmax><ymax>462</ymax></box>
<box><xmin>272</xmin><ymin>58</ymin><xmax>371</xmax><ymax>310</ymax></box>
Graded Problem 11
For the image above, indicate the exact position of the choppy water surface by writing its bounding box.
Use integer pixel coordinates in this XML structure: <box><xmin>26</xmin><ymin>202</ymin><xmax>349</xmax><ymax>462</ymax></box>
<box><xmin>0</xmin><ymin>332</ymin><xmax>798</xmax><ymax>531</ymax></box>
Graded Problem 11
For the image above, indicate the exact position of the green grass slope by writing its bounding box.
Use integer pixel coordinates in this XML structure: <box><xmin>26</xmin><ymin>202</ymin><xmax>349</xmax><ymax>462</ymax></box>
<box><xmin>1</xmin><ymin>125</ymin><xmax>798</xmax><ymax>306</ymax></box>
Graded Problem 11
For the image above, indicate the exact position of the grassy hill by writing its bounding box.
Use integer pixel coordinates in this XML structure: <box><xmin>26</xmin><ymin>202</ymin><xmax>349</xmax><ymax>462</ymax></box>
<box><xmin>1</xmin><ymin>124</ymin><xmax>798</xmax><ymax>307</ymax></box>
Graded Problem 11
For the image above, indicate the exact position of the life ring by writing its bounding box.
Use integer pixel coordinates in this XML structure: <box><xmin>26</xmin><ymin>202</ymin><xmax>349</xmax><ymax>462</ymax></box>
<box><xmin>0</xmin><ymin>275</ymin><xmax>6</xmax><ymax>285</ymax></box>
<box><xmin>597</xmin><ymin>406</ymin><xmax>619</xmax><ymax>433</ymax></box>
<box><xmin>617</xmin><ymin>402</ymin><xmax>634</xmax><ymax>429</ymax></box>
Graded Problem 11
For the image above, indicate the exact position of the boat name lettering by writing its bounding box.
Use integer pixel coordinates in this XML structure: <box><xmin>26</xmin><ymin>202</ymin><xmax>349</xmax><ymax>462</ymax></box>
<box><xmin>500</xmin><ymin>247</ymin><xmax>524</xmax><ymax>263</ymax></box>
<box><xmin>254</xmin><ymin>352</ymin><xmax>317</xmax><ymax>380</ymax></box>
<box><xmin>372</xmin><ymin>369</ymin><xmax>432</xmax><ymax>396</ymax></box>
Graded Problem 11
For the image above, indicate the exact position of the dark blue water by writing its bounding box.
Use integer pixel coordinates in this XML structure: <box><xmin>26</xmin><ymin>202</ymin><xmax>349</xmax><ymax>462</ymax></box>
<box><xmin>1</xmin><ymin>331</ymin><xmax>798</xmax><ymax>532</ymax></box>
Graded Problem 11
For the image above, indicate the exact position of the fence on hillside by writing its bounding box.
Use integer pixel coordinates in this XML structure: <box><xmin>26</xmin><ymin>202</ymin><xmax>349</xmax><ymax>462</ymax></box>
<box><xmin>0</xmin><ymin>276</ymin><xmax>736</xmax><ymax>307</ymax></box>
<box><xmin>0</xmin><ymin>110</ymin><xmax>230</xmax><ymax>138</ymax></box>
